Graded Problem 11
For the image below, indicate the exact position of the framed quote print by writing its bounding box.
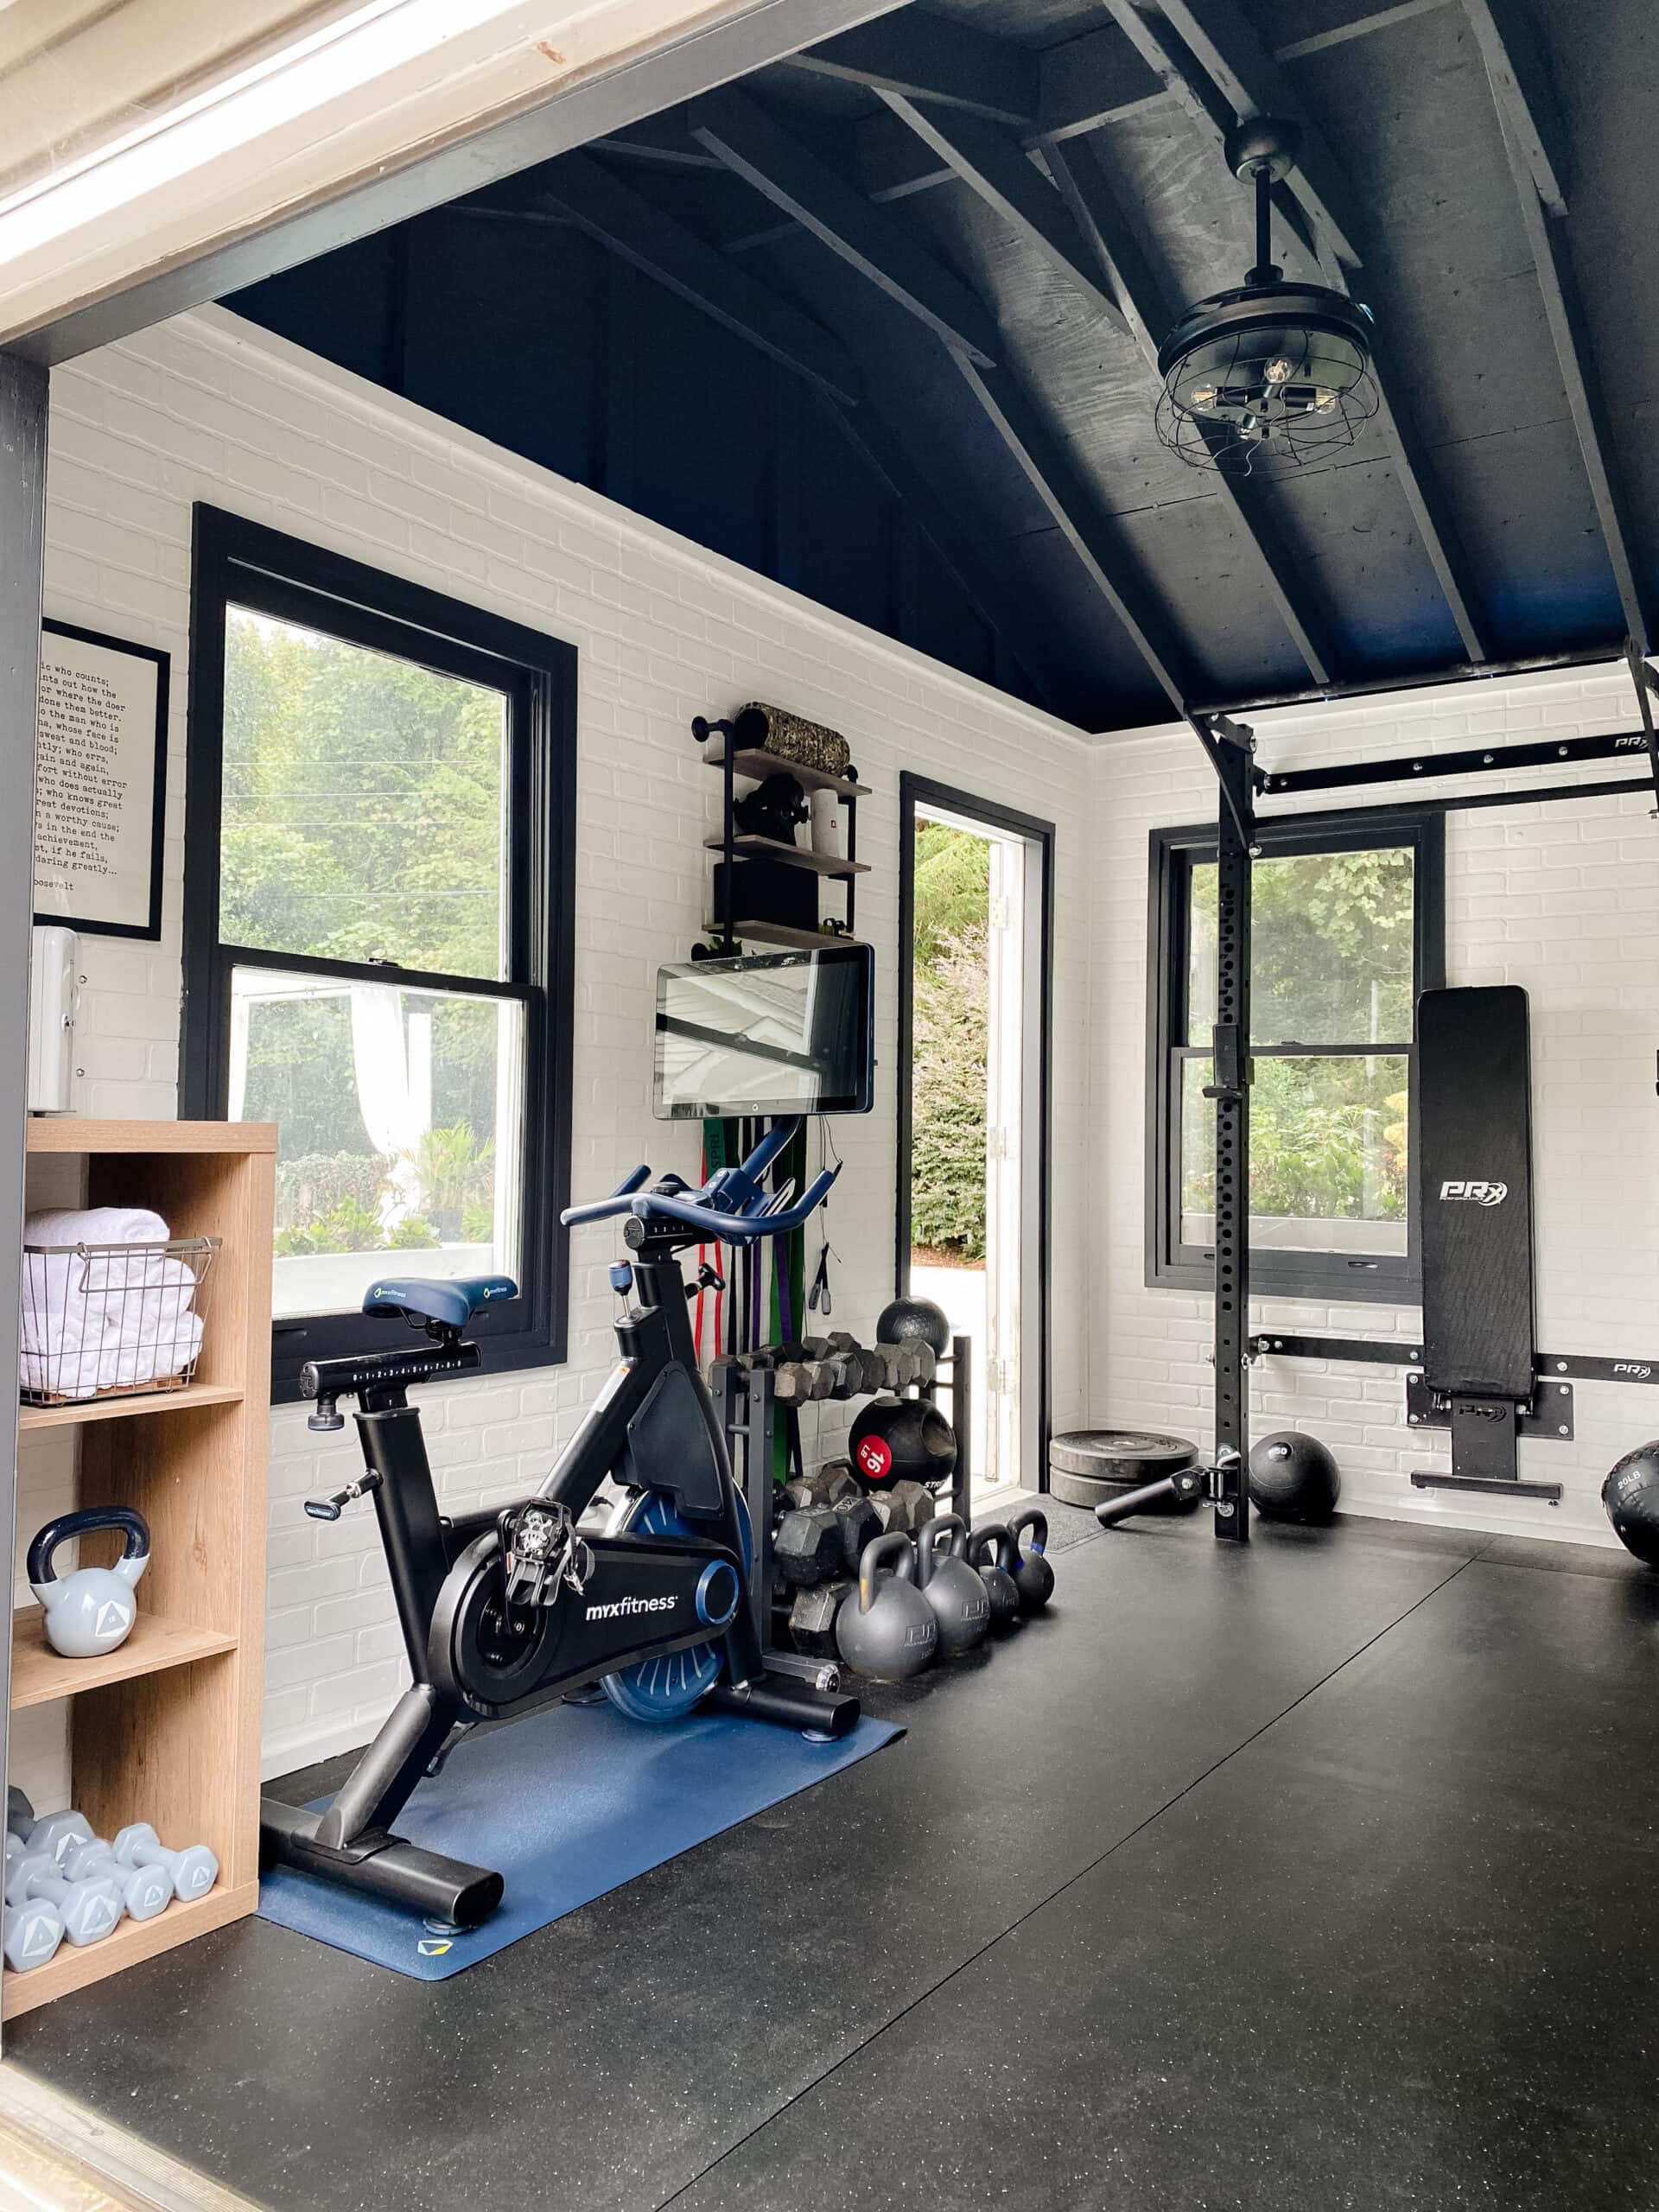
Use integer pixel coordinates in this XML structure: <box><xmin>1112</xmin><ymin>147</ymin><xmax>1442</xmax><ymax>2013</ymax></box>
<box><xmin>32</xmin><ymin>618</ymin><xmax>169</xmax><ymax>941</ymax></box>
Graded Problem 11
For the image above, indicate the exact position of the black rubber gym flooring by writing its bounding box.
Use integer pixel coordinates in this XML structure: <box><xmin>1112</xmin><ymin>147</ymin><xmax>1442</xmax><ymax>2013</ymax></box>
<box><xmin>12</xmin><ymin>1507</ymin><xmax>1659</xmax><ymax>2212</ymax></box>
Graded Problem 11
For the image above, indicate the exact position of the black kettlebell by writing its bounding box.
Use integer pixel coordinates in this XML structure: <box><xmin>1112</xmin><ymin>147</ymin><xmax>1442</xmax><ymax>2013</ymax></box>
<box><xmin>836</xmin><ymin>1532</ymin><xmax>938</xmax><ymax>1681</ymax></box>
<box><xmin>915</xmin><ymin>1515</ymin><xmax>991</xmax><ymax>1654</ymax></box>
<box><xmin>966</xmin><ymin>1525</ymin><xmax>1021</xmax><ymax>1634</ymax></box>
<box><xmin>1007</xmin><ymin>1508</ymin><xmax>1054</xmax><ymax>1615</ymax></box>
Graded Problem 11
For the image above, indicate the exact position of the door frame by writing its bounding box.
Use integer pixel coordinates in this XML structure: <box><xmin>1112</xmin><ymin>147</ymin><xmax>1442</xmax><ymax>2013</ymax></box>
<box><xmin>896</xmin><ymin>773</ymin><xmax>1055</xmax><ymax>1491</ymax></box>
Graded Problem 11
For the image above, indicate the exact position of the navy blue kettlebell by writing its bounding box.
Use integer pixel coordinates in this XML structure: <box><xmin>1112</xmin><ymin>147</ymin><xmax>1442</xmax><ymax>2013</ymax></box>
<box><xmin>1007</xmin><ymin>1508</ymin><xmax>1054</xmax><ymax>1616</ymax></box>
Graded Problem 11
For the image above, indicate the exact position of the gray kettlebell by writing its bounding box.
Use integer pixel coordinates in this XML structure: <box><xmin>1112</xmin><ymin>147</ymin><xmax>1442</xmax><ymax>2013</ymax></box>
<box><xmin>966</xmin><ymin>1524</ymin><xmax>1022</xmax><ymax>1634</ymax></box>
<box><xmin>27</xmin><ymin>1509</ymin><xmax>149</xmax><ymax>1659</ymax></box>
<box><xmin>915</xmin><ymin>1515</ymin><xmax>991</xmax><ymax>1655</ymax></box>
<box><xmin>836</xmin><ymin>1533</ymin><xmax>938</xmax><ymax>1681</ymax></box>
<box><xmin>1007</xmin><ymin>1508</ymin><xmax>1055</xmax><ymax>1615</ymax></box>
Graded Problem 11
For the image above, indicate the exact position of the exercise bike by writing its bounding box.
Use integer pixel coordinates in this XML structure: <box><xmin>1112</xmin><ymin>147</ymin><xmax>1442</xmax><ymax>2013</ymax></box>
<box><xmin>259</xmin><ymin>1119</ymin><xmax>859</xmax><ymax>1929</ymax></box>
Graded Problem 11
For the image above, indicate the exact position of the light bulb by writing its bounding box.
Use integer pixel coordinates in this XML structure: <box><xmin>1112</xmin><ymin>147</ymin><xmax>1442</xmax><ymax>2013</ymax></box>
<box><xmin>1313</xmin><ymin>389</ymin><xmax>1337</xmax><ymax>413</ymax></box>
<box><xmin>1190</xmin><ymin>384</ymin><xmax>1218</xmax><ymax>405</ymax></box>
<box><xmin>1264</xmin><ymin>357</ymin><xmax>1294</xmax><ymax>384</ymax></box>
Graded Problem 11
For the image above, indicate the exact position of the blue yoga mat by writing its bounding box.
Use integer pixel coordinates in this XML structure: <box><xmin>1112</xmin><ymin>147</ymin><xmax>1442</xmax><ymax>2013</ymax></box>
<box><xmin>258</xmin><ymin>1699</ymin><xmax>902</xmax><ymax>1980</ymax></box>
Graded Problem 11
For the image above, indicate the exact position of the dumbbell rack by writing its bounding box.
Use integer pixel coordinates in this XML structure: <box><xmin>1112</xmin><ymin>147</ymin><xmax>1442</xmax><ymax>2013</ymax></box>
<box><xmin>720</xmin><ymin>1338</ymin><xmax>973</xmax><ymax>1676</ymax></box>
<box><xmin>7</xmin><ymin>1120</ymin><xmax>275</xmax><ymax>2018</ymax></box>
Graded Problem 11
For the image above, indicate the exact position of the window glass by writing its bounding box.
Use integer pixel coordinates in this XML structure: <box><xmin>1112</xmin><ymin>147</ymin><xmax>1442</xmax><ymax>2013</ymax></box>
<box><xmin>1179</xmin><ymin>1051</ymin><xmax>1410</xmax><ymax>1255</ymax></box>
<box><xmin>231</xmin><ymin>969</ymin><xmax>524</xmax><ymax>1318</ymax></box>
<box><xmin>220</xmin><ymin>607</ymin><xmax>509</xmax><ymax>982</ymax></box>
<box><xmin>1187</xmin><ymin>846</ymin><xmax>1415</xmax><ymax>1045</ymax></box>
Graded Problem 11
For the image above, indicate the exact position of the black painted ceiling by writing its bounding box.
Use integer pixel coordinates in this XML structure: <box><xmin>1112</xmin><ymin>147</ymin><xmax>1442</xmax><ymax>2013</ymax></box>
<box><xmin>238</xmin><ymin>0</ymin><xmax>1659</xmax><ymax>734</ymax></box>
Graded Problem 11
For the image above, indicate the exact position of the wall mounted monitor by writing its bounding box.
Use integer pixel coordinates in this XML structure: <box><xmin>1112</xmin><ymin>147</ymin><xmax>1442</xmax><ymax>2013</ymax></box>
<box><xmin>653</xmin><ymin>944</ymin><xmax>874</xmax><ymax>1120</ymax></box>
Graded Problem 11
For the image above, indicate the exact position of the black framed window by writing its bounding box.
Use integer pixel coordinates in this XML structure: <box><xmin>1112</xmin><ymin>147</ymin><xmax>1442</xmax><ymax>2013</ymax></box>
<box><xmin>1147</xmin><ymin>808</ymin><xmax>1445</xmax><ymax>1302</ymax></box>
<box><xmin>183</xmin><ymin>506</ymin><xmax>575</xmax><ymax>1397</ymax></box>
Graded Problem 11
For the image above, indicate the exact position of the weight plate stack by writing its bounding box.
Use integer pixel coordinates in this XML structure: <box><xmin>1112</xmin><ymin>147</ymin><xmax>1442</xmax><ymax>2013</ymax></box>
<box><xmin>1048</xmin><ymin>1429</ymin><xmax>1198</xmax><ymax>1510</ymax></box>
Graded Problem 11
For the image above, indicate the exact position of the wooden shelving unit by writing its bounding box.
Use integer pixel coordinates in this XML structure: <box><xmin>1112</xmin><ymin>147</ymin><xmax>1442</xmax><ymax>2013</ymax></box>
<box><xmin>696</xmin><ymin>719</ymin><xmax>869</xmax><ymax>953</ymax></box>
<box><xmin>702</xmin><ymin>918</ymin><xmax>864</xmax><ymax>950</ymax></box>
<box><xmin>7</xmin><ymin>1119</ymin><xmax>275</xmax><ymax>2019</ymax></box>
<box><xmin>700</xmin><ymin>741</ymin><xmax>870</xmax><ymax>799</ymax></box>
<box><xmin>702</xmin><ymin>831</ymin><xmax>870</xmax><ymax>880</ymax></box>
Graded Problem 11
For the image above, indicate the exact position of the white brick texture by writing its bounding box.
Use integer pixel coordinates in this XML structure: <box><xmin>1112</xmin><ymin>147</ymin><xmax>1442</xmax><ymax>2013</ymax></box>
<box><xmin>1088</xmin><ymin>677</ymin><xmax>1659</xmax><ymax>1550</ymax></box>
<box><xmin>26</xmin><ymin>308</ymin><xmax>1095</xmax><ymax>1788</ymax></box>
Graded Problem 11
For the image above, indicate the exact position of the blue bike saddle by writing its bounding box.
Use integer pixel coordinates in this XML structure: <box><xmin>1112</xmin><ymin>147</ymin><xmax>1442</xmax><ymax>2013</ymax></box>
<box><xmin>362</xmin><ymin>1275</ymin><xmax>519</xmax><ymax>1329</ymax></box>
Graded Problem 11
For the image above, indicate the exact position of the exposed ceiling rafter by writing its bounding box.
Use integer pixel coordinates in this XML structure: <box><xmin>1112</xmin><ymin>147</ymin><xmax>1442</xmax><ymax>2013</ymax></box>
<box><xmin>1461</xmin><ymin>0</ymin><xmax>1568</xmax><ymax>214</ymax></box>
<box><xmin>1095</xmin><ymin>0</ymin><xmax>1489</xmax><ymax>663</ymax></box>
<box><xmin>1491</xmin><ymin>106</ymin><xmax>1647</xmax><ymax>645</ymax></box>
<box><xmin>690</xmin><ymin>86</ymin><xmax>1000</xmax><ymax>364</ymax></box>
<box><xmin>1135</xmin><ymin>0</ymin><xmax>1366</xmax><ymax>264</ymax></box>
<box><xmin>874</xmin><ymin>92</ymin><xmax>1130</xmax><ymax>338</ymax></box>
<box><xmin>959</xmin><ymin>357</ymin><xmax>1192</xmax><ymax>714</ymax></box>
<box><xmin>679</xmin><ymin>80</ymin><xmax>1186</xmax><ymax>706</ymax></box>
<box><xmin>526</xmin><ymin>153</ymin><xmax>861</xmax><ymax>406</ymax></box>
<box><xmin>780</xmin><ymin>13</ymin><xmax>1039</xmax><ymax>127</ymax></box>
<box><xmin>823</xmin><ymin>394</ymin><xmax>1083</xmax><ymax>724</ymax></box>
<box><xmin>1042</xmin><ymin>135</ymin><xmax>1338</xmax><ymax>687</ymax></box>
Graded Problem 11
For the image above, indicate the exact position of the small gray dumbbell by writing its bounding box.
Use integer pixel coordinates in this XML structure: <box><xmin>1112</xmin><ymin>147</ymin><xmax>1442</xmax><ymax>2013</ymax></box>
<box><xmin>3</xmin><ymin>1897</ymin><xmax>64</xmax><ymax>1973</ymax></box>
<box><xmin>9</xmin><ymin>1856</ymin><xmax>124</xmax><ymax>1945</ymax></box>
<box><xmin>4</xmin><ymin>1833</ymin><xmax>23</xmax><ymax>1870</ymax></box>
<box><xmin>111</xmin><ymin>1824</ymin><xmax>219</xmax><ymax>1903</ymax></box>
<box><xmin>63</xmin><ymin>1840</ymin><xmax>172</xmax><ymax>1923</ymax></box>
<box><xmin>28</xmin><ymin>1810</ymin><xmax>94</xmax><ymax>1866</ymax></box>
<box><xmin>7</xmin><ymin>1785</ymin><xmax>35</xmax><ymax>1841</ymax></box>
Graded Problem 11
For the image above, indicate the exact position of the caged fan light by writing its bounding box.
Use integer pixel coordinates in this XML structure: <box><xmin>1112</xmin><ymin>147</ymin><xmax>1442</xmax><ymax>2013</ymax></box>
<box><xmin>1154</xmin><ymin>118</ymin><xmax>1377</xmax><ymax>476</ymax></box>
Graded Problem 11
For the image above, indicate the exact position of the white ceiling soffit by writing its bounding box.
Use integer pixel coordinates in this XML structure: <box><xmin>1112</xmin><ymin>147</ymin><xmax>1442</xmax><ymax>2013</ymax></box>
<box><xmin>0</xmin><ymin>0</ymin><xmax>783</xmax><ymax>348</ymax></box>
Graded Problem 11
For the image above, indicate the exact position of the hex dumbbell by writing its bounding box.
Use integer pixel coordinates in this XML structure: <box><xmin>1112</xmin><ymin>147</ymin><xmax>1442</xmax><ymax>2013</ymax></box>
<box><xmin>28</xmin><ymin>1810</ymin><xmax>95</xmax><ymax>1866</ymax></box>
<box><xmin>63</xmin><ymin>1840</ymin><xmax>173</xmax><ymax>1923</ymax></box>
<box><xmin>7</xmin><ymin>1855</ymin><xmax>124</xmax><ymax>1944</ymax></box>
<box><xmin>3</xmin><ymin>1897</ymin><xmax>64</xmax><ymax>1973</ymax></box>
<box><xmin>7</xmin><ymin>1785</ymin><xmax>35</xmax><ymax>1842</ymax></box>
<box><xmin>111</xmin><ymin>1824</ymin><xmax>219</xmax><ymax>1903</ymax></box>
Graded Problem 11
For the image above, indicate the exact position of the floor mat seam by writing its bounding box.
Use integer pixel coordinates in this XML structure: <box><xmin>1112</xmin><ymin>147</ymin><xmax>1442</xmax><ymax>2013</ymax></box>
<box><xmin>651</xmin><ymin>1549</ymin><xmax>1478</xmax><ymax>2212</ymax></box>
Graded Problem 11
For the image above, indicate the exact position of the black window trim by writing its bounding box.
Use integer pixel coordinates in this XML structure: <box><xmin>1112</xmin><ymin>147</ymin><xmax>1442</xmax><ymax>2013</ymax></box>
<box><xmin>182</xmin><ymin>504</ymin><xmax>576</xmax><ymax>1399</ymax></box>
<box><xmin>1146</xmin><ymin>804</ymin><xmax>1446</xmax><ymax>1304</ymax></box>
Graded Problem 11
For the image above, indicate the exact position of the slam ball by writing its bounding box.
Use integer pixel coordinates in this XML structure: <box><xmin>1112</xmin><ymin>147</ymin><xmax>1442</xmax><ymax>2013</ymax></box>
<box><xmin>1247</xmin><ymin>1431</ymin><xmax>1341</xmax><ymax>1523</ymax></box>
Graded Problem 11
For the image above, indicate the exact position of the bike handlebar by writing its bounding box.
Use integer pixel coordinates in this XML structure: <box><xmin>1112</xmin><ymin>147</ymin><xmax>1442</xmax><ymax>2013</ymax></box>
<box><xmin>559</xmin><ymin>1125</ymin><xmax>837</xmax><ymax>1243</ymax></box>
<box><xmin>628</xmin><ymin>1167</ymin><xmax>837</xmax><ymax>1241</ymax></box>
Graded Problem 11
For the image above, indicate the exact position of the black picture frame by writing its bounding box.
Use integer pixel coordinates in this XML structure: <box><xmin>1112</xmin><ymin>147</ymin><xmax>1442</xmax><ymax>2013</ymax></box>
<box><xmin>181</xmin><ymin>505</ymin><xmax>577</xmax><ymax>1401</ymax></box>
<box><xmin>1145</xmin><ymin>805</ymin><xmax>1446</xmax><ymax>1304</ymax></box>
<box><xmin>33</xmin><ymin>617</ymin><xmax>169</xmax><ymax>942</ymax></box>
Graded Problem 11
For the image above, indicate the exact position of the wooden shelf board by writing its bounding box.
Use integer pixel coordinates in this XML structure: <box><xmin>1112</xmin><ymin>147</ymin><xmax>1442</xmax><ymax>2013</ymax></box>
<box><xmin>27</xmin><ymin>1119</ymin><xmax>277</xmax><ymax>1156</ymax></box>
<box><xmin>11</xmin><ymin>1606</ymin><xmax>237</xmax><ymax>1710</ymax></box>
<box><xmin>2</xmin><ymin>1880</ymin><xmax>257</xmax><ymax>2018</ymax></box>
<box><xmin>19</xmin><ymin>1381</ymin><xmax>245</xmax><ymax>1433</ymax></box>
<box><xmin>708</xmin><ymin>921</ymin><xmax>868</xmax><ymax>951</ymax></box>
<box><xmin>702</xmin><ymin>833</ymin><xmax>869</xmax><ymax>877</ymax></box>
<box><xmin>702</xmin><ymin>746</ymin><xmax>870</xmax><ymax>798</ymax></box>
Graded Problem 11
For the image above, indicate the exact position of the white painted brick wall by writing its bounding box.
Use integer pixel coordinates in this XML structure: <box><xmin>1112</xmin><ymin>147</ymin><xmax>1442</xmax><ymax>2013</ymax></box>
<box><xmin>1088</xmin><ymin>671</ymin><xmax>1659</xmax><ymax>1548</ymax></box>
<box><xmin>22</xmin><ymin>307</ymin><xmax>1094</xmax><ymax>1796</ymax></box>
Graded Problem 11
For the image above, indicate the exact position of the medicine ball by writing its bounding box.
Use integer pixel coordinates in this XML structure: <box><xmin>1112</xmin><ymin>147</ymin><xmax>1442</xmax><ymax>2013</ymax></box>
<box><xmin>875</xmin><ymin>1296</ymin><xmax>951</xmax><ymax>1357</ymax></box>
<box><xmin>849</xmin><ymin>1397</ymin><xmax>957</xmax><ymax>1491</ymax></box>
<box><xmin>1247</xmin><ymin>1430</ymin><xmax>1341</xmax><ymax>1523</ymax></box>
<box><xmin>1602</xmin><ymin>1441</ymin><xmax>1659</xmax><ymax>1567</ymax></box>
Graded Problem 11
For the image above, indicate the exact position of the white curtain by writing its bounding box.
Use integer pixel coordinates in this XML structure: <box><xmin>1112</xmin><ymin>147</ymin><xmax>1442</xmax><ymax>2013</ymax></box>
<box><xmin>350</xmin><ymin>986</ymin><xmax>427</xmax><ymax>1217</ymax></box>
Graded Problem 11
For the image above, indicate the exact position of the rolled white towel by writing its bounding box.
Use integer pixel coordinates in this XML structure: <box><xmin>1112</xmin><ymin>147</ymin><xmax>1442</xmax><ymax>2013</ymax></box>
<box><xmin>100</xmin><ymin>1311</ymin><xmax>203</xmax><ymax>1389</ymax></box>
<box><xmin>19</xmin><ymin>1249</ymin><xmax>101</xmax><ymax>1354</ymax></box>
<box><xmin>25</xmin><ymin>1206</ymin><xmax>170</xmax><ymax>1249</ymax></box>
<box><xmin>20</xmin><ymin>1344</ymin><xmax>106</xmax><ymax>1401</ymax></box>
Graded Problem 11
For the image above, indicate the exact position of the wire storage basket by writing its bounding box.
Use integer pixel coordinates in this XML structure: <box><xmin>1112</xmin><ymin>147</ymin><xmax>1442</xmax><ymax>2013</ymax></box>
<box><xmin>20</xmin><ymin>1237</ymin><xmax>219</xmax><ymax>1406</ymax></box>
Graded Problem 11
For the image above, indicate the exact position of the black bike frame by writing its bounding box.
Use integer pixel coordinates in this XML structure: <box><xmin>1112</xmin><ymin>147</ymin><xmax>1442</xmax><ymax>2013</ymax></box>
<box><xmin>261</xmin><ymin>1246</ymin><xmax>795</xmax><ymax>1926</ymax></box>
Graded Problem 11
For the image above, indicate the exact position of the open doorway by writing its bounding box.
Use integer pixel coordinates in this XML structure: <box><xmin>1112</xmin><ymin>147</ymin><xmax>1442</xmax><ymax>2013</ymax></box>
<box><xmin>898</xmin><ymin>777</ymin><xmax>1052</xmax><ymax>1506</ymax></box>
